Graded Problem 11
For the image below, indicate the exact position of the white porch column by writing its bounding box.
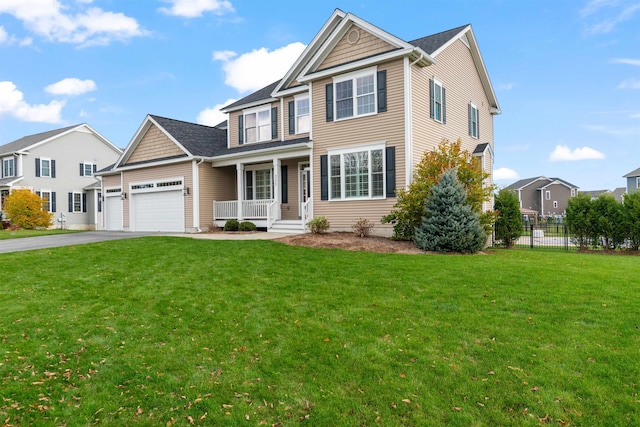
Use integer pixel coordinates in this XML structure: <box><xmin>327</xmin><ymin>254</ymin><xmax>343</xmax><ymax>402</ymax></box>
<box><xmin>273</xmin><ymin>158</ymin><xmax>281</xmax><ymax>220</ymax></box>
<box><xmin>236</xmin><ymin>163</ymin><xmax>244</xmax><ymax>220</ymax></box>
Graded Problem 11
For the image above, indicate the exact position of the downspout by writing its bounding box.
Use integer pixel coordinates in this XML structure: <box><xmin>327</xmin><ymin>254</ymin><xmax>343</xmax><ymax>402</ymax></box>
<box><xmin>193</xmin><ymin>158</ymin><xmax>204</xmax><ymax>232</ymax></box>
<box><xmin>410</xmin><ymin>49</ymin><xmax>424</xmax><ymax>67</ymax></box>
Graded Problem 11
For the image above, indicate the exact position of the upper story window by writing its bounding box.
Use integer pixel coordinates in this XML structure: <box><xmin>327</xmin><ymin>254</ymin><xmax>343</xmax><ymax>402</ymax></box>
<box><xmin>636</xmin><ymin>177</ymin><xmax>640</xmax><ymax>188</ymax></box>
<box><xmin>334</xmin><ymin>68</ymin><xmax>377</xmax><ymax>120</ymax></box>
<box><xmin>430</xmin><ymin>79</ymin><xmax>446</xmax><ymax>123</ymax></box>
<box><xmin>571</xmin><ymin>189</ymin><xmax>576</xmax><ymax>197</ymax></box>
<box><xmin>545</xmin><ymin>190</ymin><xmax>551</xmax><ymax>200</ymax></box>
<box><xmin>80</xmin><ymin>162</ymin><xmax>95</xmax><ymax>177</ymax></box>
<box><xmin>2</xmin><ymin>157</ymin><xmax>14</xmax><ymax>178</ymax></box>
<box><xmin>36</xmin><ymin>157</ymin><xmax>56</xmax><ymax>178</ymax></box>
<box><xmin>240</xmin><ymin>106</ymin><xmax>277</xmax><ymax>144</ymax></box>
<box><xmin>469</xmin><ymin>103</ymin><xmax>479</xmax><ymax>138</ymax></box>
<box><xmin>295</xmin><ymin>95</ymin><xmax>310</xmax><ymax>133</ymax></box>
<box><xmin>328</xmin><ymin>143</ymin><xmax>385</xmax><ymax>200</ymax></box>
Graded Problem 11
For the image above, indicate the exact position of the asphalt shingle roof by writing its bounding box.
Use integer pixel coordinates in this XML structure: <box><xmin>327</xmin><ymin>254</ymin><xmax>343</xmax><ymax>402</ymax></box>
<box><xmin>222</xmin><ymin>80</ymin><xmax>281</xmax><ymax>111</ymax></box>
<box><xmin>0</xmin><ymin>125</ymin><xmax>80</xmax><ymax>155</ymax></box>
<box><xmin>150</xmin><ymin>115</ymin><xmax>227</xmax><ymax>157</ymax></box>
<box><xmin>408</xmin><ymin>24</ymin><xmax>469</xmax><ymax>55</ymax></box>
<box><xmin>623</xmin><ymin>167</ymin><xmax>640</xmax><ymax>177</ymax></box>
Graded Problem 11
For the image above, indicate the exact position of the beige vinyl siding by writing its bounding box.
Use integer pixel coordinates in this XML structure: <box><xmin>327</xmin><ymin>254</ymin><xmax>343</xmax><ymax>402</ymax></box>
<box><xmin>228</xmin><ymin>100</ymin><xmax>281</xmax><ymax>149</ymax></box>
<box><xmin>312</xmin><ymin>58</ymin><xmax>405</xmax><ymax>236</ymax></box>
<box><xmin>102</xmin><ymin>174</ymin><xmax>121</xmax><ymax>188</ymax></box>
<box><xmin>320</xmin><ymin>24</ymin><xmax>395</xmax><ymax>70</ymax></box>
<box><xmin>411</xmin><ymin>38</ymin><xmax>494</xmax><ymax>165</ymax></box>
<box><xmin>200</xmin><ymin>165</ymin><xmax>237</xmax><ymax>228</ymax></box>
<box><xmin>121</xmin><ymin>162</ymin><xmax>192</xmax><ymax>230</ymax></box>
<box><xmin>126</xmin><ymin>125</ymin><xmax>185</xmax><ymax>165</ymax></box>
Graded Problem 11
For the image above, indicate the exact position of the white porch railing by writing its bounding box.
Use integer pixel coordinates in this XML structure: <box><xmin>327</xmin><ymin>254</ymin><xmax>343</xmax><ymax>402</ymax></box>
<box><xmin>213</xmin><ymin>199</ymin><xmax>274</xmax><ymax>220</ymax></box>
<box><xmin>267</xmin><ymin>199</ymin><xmax>279</xmax><ymax>228</ymax></box>
<box><xmin>302</xmin><ymin>199</ymin><xmax>312</xmax><ymax>228</ymax></box>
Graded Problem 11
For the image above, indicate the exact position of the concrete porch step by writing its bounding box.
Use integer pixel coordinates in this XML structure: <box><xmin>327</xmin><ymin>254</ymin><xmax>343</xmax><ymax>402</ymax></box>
<box><xmin>268</xmin><ymin>220</ymin><xmax>307</xmax><ymax>234</ymax></box>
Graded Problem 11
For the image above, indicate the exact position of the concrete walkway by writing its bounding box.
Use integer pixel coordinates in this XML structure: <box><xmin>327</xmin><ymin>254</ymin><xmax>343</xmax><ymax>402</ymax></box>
<box><xmin>0</xmin><ymin>231</ymin><xmax>293</xmax><ymax>254</ymax></box>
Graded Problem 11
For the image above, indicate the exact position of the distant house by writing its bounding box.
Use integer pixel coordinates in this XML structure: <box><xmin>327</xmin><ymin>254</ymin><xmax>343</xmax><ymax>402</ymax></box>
<box><xmin>505</xmin><ymin>176</ymin><xmax>578</xmax><ymax>217</ymax></box>
<box><xmin>623</xmin><ymin>167</ymin><xmax>640</xmax><ymax>194</ymax></box>
<box><xmin>0</xmin><ymin>125</ymin><xmax>122</xmax><ymax>230</ymax></box>
<box><xmin>580</xmin><ymin>188</ymin><xmax>626</xmax><ymax>203</ymax></box>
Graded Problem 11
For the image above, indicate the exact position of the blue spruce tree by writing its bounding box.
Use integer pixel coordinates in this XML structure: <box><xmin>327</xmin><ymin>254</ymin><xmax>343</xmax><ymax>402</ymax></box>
<box><xmin>414</xmin><ymin>168</ymin><xmax>486</xmax><ymax>253</ymax></box>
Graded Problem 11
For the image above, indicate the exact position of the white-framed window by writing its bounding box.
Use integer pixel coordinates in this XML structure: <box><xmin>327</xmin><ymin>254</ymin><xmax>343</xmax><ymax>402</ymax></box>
<box><xmin>636</xmin><ymin>177</ymin><xmax>640</xmax><ymax>188</ymax></box>
<box><xmin>545</xmin><ymin>191</ymin><xmax>551</xmax><ymax>200</ymax></box>
<box><xmin>329</xmin><ymin>143</ymin><xmax>385</xmax><ymax>200</ymax></box>
<box><xmin>295</xmin><ymin>95</ymin><xmax>310</xmax><ymax>134</ymax></box>
<box><xmin>81</xmin><ymin>162</ymin><xmax>94</xmax><ymax>177</ymax></box>
<box><xmin>73</xmin><ymin>192</ymin><xmax>83</xmax><ymax>213</ymax></box>
<box><xmin>333</xmin><ymin>67</ymin><xmax>377</xmax><ymax>120</ymax></box>
<box><xmin>2</xmin><ymin>157</ymin><xmax>15</xmax><ymax>178</ymax></box>
<box><xmin>244</xmin><ymin>166</ymin><xmax>272</xmax><ymax>200</ymax></box>
<box><xmin>244</xmin><ymin>106</ymin><xmax>271</xmax><ymax>143</ymax></box>
<box><xmin>553</xmin><ymin>201</ymin><xmax>558</xmax><ymax>209</ymax></box>
<box><xmin>40</xmin><ymin>190</ymin><xmax>52</xmax><ymax>212</ymax></box>
<box><xmin>40</xmin><ymin>158</ymin><xmax>52</xmax><ymax>178</ymax></box>
<box><xmin>469</xmin><ymin>103</ymin><xmax>479</xmax><ymax>138</ymax></box>
<box><xmin>432</xmin><ymin>79</ymin><xmax>444</xmax><ymax>122</ymax></box>
<box><xmin>571</xmin><ymin>189</ymin><xmax>576</xmax><ymax>197</ymax></box>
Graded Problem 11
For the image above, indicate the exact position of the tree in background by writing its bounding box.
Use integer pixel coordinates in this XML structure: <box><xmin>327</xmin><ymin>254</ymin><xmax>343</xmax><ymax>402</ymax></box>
<box><xmin>3</xmin><ymin>189</ymin><xmax>53</xmax><ymax>230</ymax></box>
<box><xmin>382</xmin><ymin>139</ymin><xmax>495</xmax><ymax>240</ymax></box>
<box><xmin>414</xmin><ymin>168</ymin><xmax>486</xmax><ymax>253</ymax></box>
<box><xmin>622</xmin><ymin>192</ymin><xmax>640</xmax><ymax>251</ymax></box>
<box><xmin>493</xmin><ymin>188</ymin><xmax>522</xmax><ymax>248</ymax></box>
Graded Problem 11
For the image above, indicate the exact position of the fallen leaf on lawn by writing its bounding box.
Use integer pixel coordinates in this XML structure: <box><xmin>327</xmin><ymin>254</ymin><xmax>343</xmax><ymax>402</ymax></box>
<box><xmin>323</xmin><ymin>338</ymin><xmax>330</xmax><ymax>342</ymax></box>
<box><xmin>187</xmin><ymin>415</ymin><xmax>194</xmax><ymax>424</ymax></box>
<box><xmin>222</xmin><ymin>404</ymin><xmax>233</xmax><ymax>408</ymax></box>
<box><xmin>488</xmin><ymin>371</ymin><xmax>495</xmax><ymax>375</ymax></box>
<box><xmin>400</xmin><ymin>373</ymin><xmax>406</xmax><ymax>378</ymax></box>
<box><xmin>391</xmin><ymin>402</ymin><xmax>397</xmax><ymax>409</ymax></box>
<box><xmin>452</xmin><ymin>407</ymin><xmax>461</xmax><ymax>411</ymax></box>
<box><xmin>402</xmin><ymin>399</ymin><xmax>411</xmax><ymax>404</ymax></box>
<box><xmin>539</xmin><ymin>414</ymin><xmax>550</xmax><ymax>423</ymax></box>
<box><xmin>530</xmin><ymin>386</ymin><xmax>540</xmax><ymax>392</ymax></box>
<box><xmin>476</xmin><ymin>402</ymin><xmax>485</xmax><ymax>407</ymax></box>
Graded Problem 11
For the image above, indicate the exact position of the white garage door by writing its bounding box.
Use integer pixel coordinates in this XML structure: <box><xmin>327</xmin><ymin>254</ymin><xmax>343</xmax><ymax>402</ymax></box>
<box><xmin>105</xmin><ymin>193</ymin><xmax>123</xmax><ymax>231</ymax></box>
<box><xmin>131</xmin><ymin>188</ymin><xmax>184</xmax><ymax>232</ymax></box>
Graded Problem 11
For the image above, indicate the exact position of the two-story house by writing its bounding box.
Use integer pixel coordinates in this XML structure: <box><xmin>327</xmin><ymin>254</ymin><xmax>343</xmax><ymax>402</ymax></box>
<box><xmin>623</xmin><ymin>167</ymin><xmax>640</xmax><ymax>194</ymax></box>
<box><xmin>505</xmin><ymin>176</ymin><xmax>579</xmax><ymax>217</ymax></box>
<box><xmin>0</xmin><ymin>124</ymin><xmax>122</xmax><ymax>230</ymax></box>
<box><xmin>99</xmin><ymin>9</ymin><xmax>499</xmax><ymax>235</ymax></box>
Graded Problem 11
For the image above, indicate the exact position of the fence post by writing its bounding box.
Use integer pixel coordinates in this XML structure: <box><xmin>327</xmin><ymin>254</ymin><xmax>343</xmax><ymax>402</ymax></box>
<box><xmin>530</xmin><ymin>223</ymin><xmax>534</xmax><ymax>249</ymax></box>
<box><xmin>564</xmin><ymin>224</ymin><xmax>568</xmax><ymax>251</ymax></box>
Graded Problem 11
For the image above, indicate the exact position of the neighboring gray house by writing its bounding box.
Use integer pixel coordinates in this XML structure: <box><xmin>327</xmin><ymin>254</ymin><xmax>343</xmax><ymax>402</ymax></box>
<box><xmin>0</xmin><ymin>124</ymin><xmax>122</xmax><ymax>230</ymax></box>
<box><xmin>505</xmin><ymin>176</ymin><xmax>578</xmax><ymax>217</ymax></box>
<box><xmin>580</xmin><ymin>188</ymin><xmax>626</xmax><ymax>203</ymax></box>
<box><xmin>623</xmin><ymin>167</ymin><xmax>640</xmax><ymax>194</ymax></box>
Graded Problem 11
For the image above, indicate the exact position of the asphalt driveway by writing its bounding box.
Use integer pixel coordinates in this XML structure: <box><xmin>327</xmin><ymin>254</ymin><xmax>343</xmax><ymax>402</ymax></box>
<box><xmin>0</xmin><ymin>231</ymin><xmax>156</xmax><ymax>254</ymax></box>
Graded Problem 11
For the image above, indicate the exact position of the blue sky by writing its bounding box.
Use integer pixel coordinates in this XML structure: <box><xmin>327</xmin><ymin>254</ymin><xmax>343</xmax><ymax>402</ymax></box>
<box><xmin>1</xmin><ymin>0</ymin><xmax>638</xmax><ymax>191</ymax></box>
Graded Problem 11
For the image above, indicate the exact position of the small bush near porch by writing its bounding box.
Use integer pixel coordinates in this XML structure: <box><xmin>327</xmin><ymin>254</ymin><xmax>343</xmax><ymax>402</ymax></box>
<box><xmin>0</xmin><ymin>239</ymin><xmax>638</xmax><ymax>426</ymax></box>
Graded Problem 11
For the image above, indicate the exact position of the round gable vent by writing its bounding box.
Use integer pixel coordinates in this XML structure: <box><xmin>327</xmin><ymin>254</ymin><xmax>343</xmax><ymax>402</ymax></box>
<box><xmin>347</xmin><ymin>28</ymin><xmax>360</xmax><ymax>44</ymax></box>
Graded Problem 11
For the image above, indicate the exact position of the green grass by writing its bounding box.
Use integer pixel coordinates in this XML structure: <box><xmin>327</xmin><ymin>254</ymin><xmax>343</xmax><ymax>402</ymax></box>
<box><xmin>0</xmin><ymin>238</ymin><xmax>638</xmax><ymax>426</ymax></box>
<box><xmin>0</xmin><ymin>229</ymin><xmax>83</xmax><ymax>240</ymax></box>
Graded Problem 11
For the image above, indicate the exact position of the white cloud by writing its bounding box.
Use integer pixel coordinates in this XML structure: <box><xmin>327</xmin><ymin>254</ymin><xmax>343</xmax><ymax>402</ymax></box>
<box><xmin>548</xmin><ymin>145</ymin><xmax>605</xmax><ymax>162</ymax></box>
<box><xmin>159</xmin><ymin>0</ymin><xmax>234</xmax><ymax>18</ymax></box>
<box><xmin>197</xmin><ymin>98</ymin><xmax>237</xmax><ymax>126</ymax></box>
<box><xmin>610</xmin><ymin>57</ymin><xmax>640</xmax><ymax>66</ymax></box>
<box><xmin>0</xmin><ymin>26</ymin><xmax>7</xmax><ymax>43</ymax></box>
<box><xmin>580</xmin><ymin>1</ymin><xmax>640</xmax><ymax>35</ymax></box>
<box><xmin>494</xmin><ymin>167</ymin><xmax>519</xmax><ymax>180</ymax></box>
<box><xmin>45</xmin><ymin>78</ymin><xmax>96</xmax><ymax>96</ymax></box>
<box><xmin>583</xmin><ymin>124</ymin><xmax>639</xmax><ymax>137</ymax></box>
<box><xmin>0</xmin><ymin>0</ymin><xmax>146</xmax><ymax>47</ymax></box>
<box><xmin>0</xmin><ymin>81</ymin><xmax>65</xmax><ymax>123</ymax></box>
<box><xmin>497</xmin><ymin>82</ymin><xmax>515</xmax><ymax>90</ymax></box>
<box><xmin>618</xmin><ymin>78</ymin><xmax>640</xmax><ymax>89</ymax></box>
<box><xmin>214</xmin><ymin>42</ymin><xmax>306</xmax><ymax>93</ymax></box>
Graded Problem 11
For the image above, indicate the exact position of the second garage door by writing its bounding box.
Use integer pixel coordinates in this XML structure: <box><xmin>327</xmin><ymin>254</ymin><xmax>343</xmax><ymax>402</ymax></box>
<box><xmin>131</xmin><ymin>181</ymin><xmax>184</xmax><ymax>232</ymax></box>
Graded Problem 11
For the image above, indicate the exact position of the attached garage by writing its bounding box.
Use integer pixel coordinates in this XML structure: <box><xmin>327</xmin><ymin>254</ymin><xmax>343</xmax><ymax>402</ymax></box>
<box><xmin>130</xmin><ymin>178</ymin><xmax>185</xmax><ymax>232</ymax></box>
<box><xmin>104</xmin><ymin>188</ymin><xmax>123</xmax><ymax>231</ymax></box>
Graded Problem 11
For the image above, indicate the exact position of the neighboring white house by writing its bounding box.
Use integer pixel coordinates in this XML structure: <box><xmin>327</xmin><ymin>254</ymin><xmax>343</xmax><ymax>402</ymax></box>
<box><xmin>0</xmin><ymin>124</ymin><xmax>122</xmax><ymax>230</ymax></box>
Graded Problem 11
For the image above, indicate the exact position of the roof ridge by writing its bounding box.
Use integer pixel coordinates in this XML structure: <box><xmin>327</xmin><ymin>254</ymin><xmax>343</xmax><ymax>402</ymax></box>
<box><xmin>408</xmin><ymin>24</ymin><xmax>470</xmax><ymax>44</ymax></box>
<box><xmin>149</xmin><ymin>114</ymin><xmax>216</xmax><ymax>129</ymax></box>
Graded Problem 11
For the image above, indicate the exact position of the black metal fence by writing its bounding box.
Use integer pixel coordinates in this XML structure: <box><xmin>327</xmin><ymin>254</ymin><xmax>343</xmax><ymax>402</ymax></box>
<box><xmin>493</xmin><ymin>221</ymin><xmax>578</xmax><ymax>250</ymax></box>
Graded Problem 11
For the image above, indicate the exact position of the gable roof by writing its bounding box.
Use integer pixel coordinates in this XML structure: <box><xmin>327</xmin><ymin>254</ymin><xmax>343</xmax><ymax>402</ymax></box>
<box><xmin>506</xmin><ymin>176</ymin><xmax>578</xmax><ymax>191</ymax></box>
<box><xmin>150</xmin><ymin>115</ymin><xmax>227</xmax><ymax>157</ymax></box>
<box><xmin>623</xmin><ymin>166</ymin><xmax>640</xmax><ymax>178</ymax></box>
<box><xmin>408</xmin><ymin>24</ymin><xmax>470</xmax><ymax>55</ymax></box>
<box><xmin>0</xmin><ymin>124</ymin><xmax>121</xmax><ymax>156</ymax></box>
<box><xmin>222</xmin><ymin>80</ymin><xmax>281</xmax><ymax>112</ymax></box>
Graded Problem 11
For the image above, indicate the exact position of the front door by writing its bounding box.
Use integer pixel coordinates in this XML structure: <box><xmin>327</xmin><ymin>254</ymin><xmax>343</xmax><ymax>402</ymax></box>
<box><xmin>299</xmin><ymin>163</ymin><xmax>310</xmax><ymax>219</ymax></box>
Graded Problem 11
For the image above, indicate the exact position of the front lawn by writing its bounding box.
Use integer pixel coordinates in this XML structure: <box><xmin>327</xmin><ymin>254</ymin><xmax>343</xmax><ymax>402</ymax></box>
<box><xmin>0</xmin><ymin>238</ymin><xmax>638</xmax><ymax>426</ymax></box>
<box><xmin>0</xmin><ymin>229</ymin><xmax>82</xmax><ymax>240</ymax></box>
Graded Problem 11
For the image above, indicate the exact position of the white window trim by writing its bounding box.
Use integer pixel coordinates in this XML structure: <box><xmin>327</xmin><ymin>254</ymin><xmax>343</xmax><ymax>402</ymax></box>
<box><xmin>545</xmin><ymin>190</ymin><xmax>551</xmax><ymax>200</ymax></box>
<box><xmin>40</xmin><ymin>189</ymin><xmax>52</xmax><ymax>212</ymax></box>
<box><xmin>72</xmin><ymin>191</ymin><xmax>83</xmax><ymax>213</ymax></box>
<box><xmin>636</xmin><ymin>177</ymin><xmax>640</xmax><ymax>188</ymax></box>
<box><xmin>433</xmin><ymin>78</ymin><xmax>444</xmax><ymax>123</ymax></box>
<box><xmin>244</xmin><ymin>164</ymin><xmax>273</xmax><ymax>201</ymax></box>
<box><xmin>294</xmin><ymin>94</ymin><xmax>310</xmax><ymax>134</ymax></box>
<box><xmin>328</xmin><ymin>142</ymin><xmax>386</xmax><ymax>201</ymax></box>
<box><xmin>2</xmin><ymin>157</ymin><xmax>15</xmax><ymax>178</ymax></box>
<box><xmin>40</xmin><ymin>158</ymin><xmax>52</xmax><ymax>178</ymax></box>
<box><xmin>469</xmin><ymin>103</ymin><xmax>479</xmax><ymax>139</ymax></box>
<box><xmin>553</xmin><ymin>201</ymin><xmax>558</xmax><ymax>209</ymax></box>
<box><xmin>333</xmin><ymin>66</ymin><xmax>377</xmax><ymax>122</ymax></box>
<box><xmin>571</xmin><ymin>189</ymin><xmax>576</xmax><ymax>197</ymax></box>
<box><xmin>83</xmin><ymin>162</ymin><xmax>94</xmax><ymax>177</ymax></box>
<box><xmin>242</xmin><ymin>105</ymin><xmax>272</xmax><ymax>144</ymax></box>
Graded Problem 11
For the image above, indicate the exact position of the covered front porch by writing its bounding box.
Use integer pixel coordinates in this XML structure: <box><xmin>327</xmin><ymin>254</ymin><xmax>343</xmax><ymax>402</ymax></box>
<box><xmin>211</xmin><ymin>152</ymin><xmax>312</xmax><ymax>233</ymax></box>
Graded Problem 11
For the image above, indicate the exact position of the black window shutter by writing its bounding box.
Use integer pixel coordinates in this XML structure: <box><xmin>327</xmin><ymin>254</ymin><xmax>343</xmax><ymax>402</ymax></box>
<box><xmin>442</xmin><ymin>87</ymin><xmax>446</xmax><ymax>124</ymax></box>
<box><xmin>68</xmin><ymin>193</ymin><xmax>73</xmax><ymax>212</ymax></box>
<box><xmin>238</xmin><ymin>115</ymin><xmax>244</xmax><ymax>145</ymax></box>
<box><xmin>245</xmin><ymin>170</ymin><xmax>253</xmax><ymax>200</ymax></box>
<box><xmin>429</xmin><ymin>79</ymin><xmax>434</xmax><ymax>119</ymax></box>
<box><xmin>271</xmin><ymin>107</ymin><xmax>278</xmax><ymax>140</ymax></box>
<box><xmin>468</xmin><ymin>104</ymin><xmax>472</xmax><ymax>136</ymax></box>
<box><xmin>52</xmin><ymin>192</ymin><xmax>56</xmax><ymax>213</ymax></box>
<box><xmin>82</xmin><ymin>193</ymin><xmax>87</xmax><ymax>213</ymax></box>
<box><xmin>477</xmin><ymin>108</ymin><xmax>480</xmax><ymax>138</ymax></box>
<box><xmin>281</xmin><ymin>165</ymin><xmax>288</xmax><ymax>204</ymax></box>
<box><xmin>325</xmin><ymin>83</ymin><xmax>333</xmax><ymax>122</ymax></box>
<box><xmin>385</xmin><ymin>147</ymin><xmax>396</xmax><ymax>198</ymax></box>
<box><xmin>288</xmin><ymin>101</ymin><xmax>295</xmax><ymax>134</ymax></box>
<box><xmin>93</xmin><ymin>164</ymin><xmax>97</xmax><ymax>174</ymax></box>
<box><xmin>320</xmin><ymin>155</ymin><xmax>328</xmax><ymax>200</ymax></box>
<box><xmin>35</xmin><ymin>158</ymin><xmax>41</xmax><ymax>177</ymax></box>
<box><xmin>80</xmin><ymin>163</ymin><xmax>84</xmax><ymax>176</ymax></box>
<box><xmin>51</xmin><ymin>160</ymin><xmax>56</xmax><ymax>178</ymax></box>
<box><xmin>36</xmin><ymin>191</ymin><xmax>41</xmax><ymax>197</ymax></box>
<box><xmin>377</xmin><ymin>70</ymin><xmax>387</xmax><ymax>113</ymax></box>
